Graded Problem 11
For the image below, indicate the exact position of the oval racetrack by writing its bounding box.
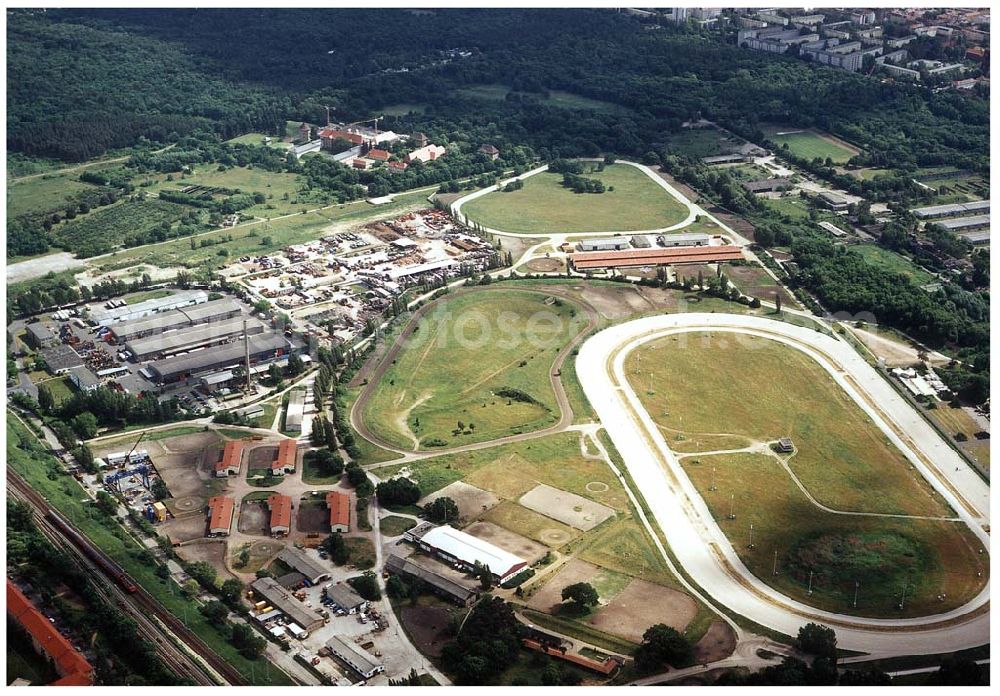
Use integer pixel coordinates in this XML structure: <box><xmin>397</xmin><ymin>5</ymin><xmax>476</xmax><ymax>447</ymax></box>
<box><xmin>577</xmin><ymin>312</ymin><xmax>989</xmax><ymax>657</ymax></box>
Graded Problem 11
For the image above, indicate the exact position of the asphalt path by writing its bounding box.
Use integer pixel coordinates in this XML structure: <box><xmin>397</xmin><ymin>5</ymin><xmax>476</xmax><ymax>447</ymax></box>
<box><xmin>576</xmin><ymin>312</ymin><xmax>989</xmax><ymax>658</ymax></box>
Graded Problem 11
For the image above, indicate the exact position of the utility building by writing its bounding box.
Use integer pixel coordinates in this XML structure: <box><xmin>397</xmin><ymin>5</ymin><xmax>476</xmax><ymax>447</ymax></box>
<box><xmin>405</xmin><ymin>523</ymin><xmax>528</xmax><ymax>584</ymax></box>
<box><xmin>326</xmin><ymin>492</ymin><xmax>350</xmax><ymax>533</ymax></box>
<box><xmin>207</xmin><ymin>496</ymin><xmax>235</xmax><ymax>536</ymax></box>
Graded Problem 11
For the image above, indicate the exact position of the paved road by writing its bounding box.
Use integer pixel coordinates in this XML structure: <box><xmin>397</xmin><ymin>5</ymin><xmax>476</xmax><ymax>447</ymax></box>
<box><xmin>576</xmin><ymin>312</ymin><xmax>989</xmax><ymax>658</ymax></box>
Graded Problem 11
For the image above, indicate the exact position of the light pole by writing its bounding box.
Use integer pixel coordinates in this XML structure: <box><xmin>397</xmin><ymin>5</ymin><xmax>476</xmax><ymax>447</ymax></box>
<box><xmin>710</xmin><ymin>467</ymin><xmax>717</xmax><ymax>492</ymax></box>
<box><xmin>727</xmin><ymin>494</ymin><xmax>736</xmax><ymax>520</ymax></box>
<box><xmin>807</xmin><ymin>571</ymin><xmax>814</xmax><ymax>595</ymax></box>
<box><xmin>899</xmin><ymin>579</ymin><xmax>908</xmax><ymax>611</ymax></box>
<box><xmin>772</xmin><ymin>549</ymin><xmax>778</xmax><ymax>576</ymax></box>
<box><xmin>853</xmin><ymin>580</ymin><xmax>860</xmax><ymax>609</ymax></box>
<box><xmin>748</xmin><ymin>523</ymin><xmax>755</xmax><ymax>549</ymax></box>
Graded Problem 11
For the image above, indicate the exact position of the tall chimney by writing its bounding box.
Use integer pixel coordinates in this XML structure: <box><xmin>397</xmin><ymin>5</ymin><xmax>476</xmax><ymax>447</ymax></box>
<box><xmin>244</xmin><ymin>320</ymin><xmax>251</xmax><ymax>393</ymax></box>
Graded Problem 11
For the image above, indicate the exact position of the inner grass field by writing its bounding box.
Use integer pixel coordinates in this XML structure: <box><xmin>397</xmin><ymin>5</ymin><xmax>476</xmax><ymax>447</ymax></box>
<box><xmin>763</xmin><ymin>127</ymin><xmax>859</xmax><ymax>164</ymax></box>
<box><xmin>625</xmin><ymin>333</ymin><xmax>987</xmax><ymax>616</ymax></box>
<box><xmin>362</xmin><ymin>290</ymin><xmax>588</xmax><ymax>449</ymax></box>
<box><xmin>461</xmin><ymin>163</ymin><xmax>690</xmax><ymax>234</ymax></box>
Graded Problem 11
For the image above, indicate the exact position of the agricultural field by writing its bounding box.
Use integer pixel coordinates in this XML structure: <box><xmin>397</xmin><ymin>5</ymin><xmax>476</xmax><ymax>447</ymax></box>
<box><xmin>762</xmin><ymin>126</ymin><xmax>860</xmax><ymax>164</ymax></box>
<box><xmin>853</xmin><ymin>244</ymin><xmax>936</xmax><ymax>285</ymax></box>
<box><xmin>462</xmin><ymin>164</ymin><xmax>689</xmax><ymax>234</ymax></box>
<box><xmin>625</xmin><ymin>332</ymin><xmax>987</xmax><ymax>616</ymax></box>
<box><xmin>224</xmin><ymin>132</ymin><xmax>292</xmax><ymax>150</ymax></box>
<box><xmin>50</xmin><ymin>198</ymin><xmax>193</xmax><ymax>258</ymax></box>
<box><xmin>361</xmin><ymin>290</ymin><xmax>588</xmax><ymax>449</ymax></box>
<box><xmin>664</xmin><ymin>128</ymin><xmax>740</xmax><ymax>159</ymax></box>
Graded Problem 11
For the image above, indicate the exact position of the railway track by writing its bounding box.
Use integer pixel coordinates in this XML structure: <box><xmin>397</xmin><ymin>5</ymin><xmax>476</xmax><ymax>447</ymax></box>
<box><xmin>8</xmin><ymin>468</ymin><xmax>248</xmax><ymax>686</ymax></box>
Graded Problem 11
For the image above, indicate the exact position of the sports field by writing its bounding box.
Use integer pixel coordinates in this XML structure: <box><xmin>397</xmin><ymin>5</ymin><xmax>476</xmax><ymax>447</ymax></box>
<box><xmin>461</xmin><ymin>163</ymin><xmax>690</xmax><ymax>234</ymax></box>
<box><xmin>361</xmin><ymin>291</ymin><xmax>588</xmax><ymax>448</ymax></box>
<box><xmin>763</xmin><ymin>127</ymin><xmax>859</xmax><ymax>164</ymax></box>
<box><xmin>625</xmin><ymin>332</ymin><xmax>987</xmax><ymax>616</ymax></box>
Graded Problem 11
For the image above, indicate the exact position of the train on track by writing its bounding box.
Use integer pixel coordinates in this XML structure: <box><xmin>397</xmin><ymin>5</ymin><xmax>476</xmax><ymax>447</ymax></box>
<box><xmin>45</xmin><ymin>510</ymin><xmax>139</xmax><ymax>593</ymax></box>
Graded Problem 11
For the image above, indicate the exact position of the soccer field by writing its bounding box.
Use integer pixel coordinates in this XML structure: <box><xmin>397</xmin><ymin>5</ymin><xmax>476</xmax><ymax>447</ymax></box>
<box><xmin>764</xmin><ymin>127</ymin><xmax>859</xmax><ymax>164</ymax></box>
<box><xmin>461</xmin><ymin>163</ymin><xmax>690</xmax><ymax>234</ymax></box>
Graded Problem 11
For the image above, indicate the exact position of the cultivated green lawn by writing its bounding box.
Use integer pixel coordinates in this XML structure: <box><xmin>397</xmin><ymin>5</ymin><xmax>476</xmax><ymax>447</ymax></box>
<box><xmin>764</xmin><ymin>127</ymin><xmax>858</xmax><ymax>164</ymax></box>
<box><xmin>462</xmin><ymin>164</ymin><xmax>689</xmax><ymax>234</ymax></box>
<box><xmin>144</xmin><ymin>164</ymin><xmax>314</xmax><ymax>218</ymax></box>
<box><xmin>362</xmin><ymin>290</ymin><xmax>588</xmax><ymax>449</ymax></box>
<box><xmin>7</xmin><ymin>172</ymin><xmax>97</xmax><ymax>218</ymax></box>
<box><xmin>854</xmin><ymin>244</ymin><xmax>935</xmax><ymax>285</ymax></box>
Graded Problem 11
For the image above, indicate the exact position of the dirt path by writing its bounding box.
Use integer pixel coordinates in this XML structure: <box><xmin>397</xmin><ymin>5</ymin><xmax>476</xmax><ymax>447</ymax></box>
<box><xmin>9</xmin><ymin>144</ymin><xmax>175</xmax><ymax>183</ymax></box>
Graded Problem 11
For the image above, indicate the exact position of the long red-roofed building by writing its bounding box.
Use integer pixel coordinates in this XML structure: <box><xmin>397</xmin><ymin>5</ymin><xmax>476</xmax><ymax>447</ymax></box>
<box><xmin>326</xmin><ymin>491</ymin><xmax>351</xmax><ymax>533</ymax></box>
<box><xmin>7</xmin><ymin>580</ymin><xmax>95</xmax><ymax>686</ymax></box>
<box><xmin>207</xmin><ymin>496</ymin><xmax>235</xmax><ymax>536</ymax></box>
<box><xmin>570</xmin><ymin>245</ymin><xmax>744</xmax><ymax>271</ymax></box>
<box><xmin>216</xmin><ymin>440</ymin><xmax>245</xmax><ymax>477</ymax></box>
<box><xmin>272</xmin><ymin>439</ymin><xmax>298</xmax><ymax>475</ymax></box>
<box><xmin>268</xmin><ymin>494</ymin><xmax>293</xmax><ymax>536</ymax></box>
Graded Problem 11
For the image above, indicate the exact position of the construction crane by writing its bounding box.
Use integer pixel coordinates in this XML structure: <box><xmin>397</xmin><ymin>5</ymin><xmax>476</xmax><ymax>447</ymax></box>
<box><xmin>124</xmin><ymin>431</ymin><xmax>146</xmax><ymax>467</ymax></box>
<box><xmin>345</xmin><ymin>116</ymin><xmax>382</xmax><ymax>140</ymax></box>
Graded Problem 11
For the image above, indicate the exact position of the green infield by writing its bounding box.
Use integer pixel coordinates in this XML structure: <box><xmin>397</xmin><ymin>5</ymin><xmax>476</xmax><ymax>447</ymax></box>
<box><xmin>627</xmin><ymin>332</ymin><xmax>951</xmax><ymax>516</ymax></box>
<box><xmin>763</xmin><ymin>127</ymin><xmax>859</xmax><ymax>164</ymax></box>
<box><xmin>625</xmin><ymin>332</ymin><xmax>987</xmax><ymax>616</ymax></box>
<box><xmin>685</xmin><ymin>452</ymin><xmax>986</xmax><ymax>617</ymax></box>
<box><xmin>461</xmin><ymin>163</ymin><xmax>689</xmax><ymax>234</ymax></box>
<box><xmin>361</xmin><ymin>290</ymin><xmax>588</xmax><ymax>449</ymax></box>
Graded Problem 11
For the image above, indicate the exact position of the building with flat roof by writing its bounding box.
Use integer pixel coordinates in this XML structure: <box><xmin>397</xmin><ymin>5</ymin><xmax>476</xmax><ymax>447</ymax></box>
<box><xmin>818</xmin><ymin>220</ymin><xmax>849</xmax><ymax>238</ymax></box>
<box><xmin>818</xmin><ymin>191</ymin><xmax>850</xmax><ymax>210</ymax></box>
<box><xmin>40</xmin><ymin>344</ymin><xmax>84</xmax><ymax>375</ymax></box>
<box><xmin>272</xmin><ymin>439</ymin><xmax>298</xmax><ymax>475</ymax></box>
<box><xmin>108</xmin><ymin>298</ymin><xmax>242</xmax><ymax>341</ymax></box>
<box><xmin>88</xmin><ymin>290</ymin><xmax>208</xmax><ymax>326</ymax></box>
<box><xmin>125</xmin><ymin>317</ymin><xmax>265</xmax><ymax>361</ymax></box>
<box><xmin>7</xmin><ymin>581</ymin><xmax>95</xmax><ymax>686</ymax></box>
<box><xmin>276</xmin><ymin>547</ymin><xmax>330</xmax><ymax>585</ymax></box>
<box><xmin>250</xmin><ymin>576</ymin><xmax>324</xmax><ymax>631</ymax></box>
<box><xmin>702</xmin><ymin>153</ymin><xmax>750</xmax><ymax>165</ymax></box>
<box><xmin>658</xmin><ymin>232</ymin><xmax>712</xmax><ymax>247</ymax></box>
<box><xmin>570</xmin><ymin>245</ymin><xmax>744</xmax><ymax>271</ymax></box>
<box><xmin>936</xmin><ymin>215</ymin><xmax>990</xmax><ymax>232</ymax></box>
<box><xmin>958</xmin><ymin>229</ymin><xmax>990</xmax><ymax>245</ymax></box>
<box><xmin>742</xmin><ymin>178</ymin><xmax>793</xmax><ymax>193</ymax></box>
<box><xmin>25</xmin><ymin>322</ymin><xmax>57</xmax><ymax>349</ymax></box>
<box><xmin>385</xmin><ymin>553</ymin><xmax>479</xmax><ymax>606</ymax></box>
<box><xmin>68</xmin><ymin>366</ymin><xmax>102</xmax><ymax>392</ymax></box>
<box><xmin>577</xmin><ymin>237</ymin><xmax>631</xmax><ymax>252</ymax></box>
<box><xmin>207</xmin><ymin>496</ymin><xmax>235</xmax><ymax>536</ymax></box>
<box><xmin>326</xmin><ymin>491</ymin><xmax>350</xmax><ymax>533</ymax></box>
<box><xmin>216</xmin><ymin>440</ymin><xmax>245</xmax><ymax>477</ymax></box>
<box><xmin>912</xmin><ymin>200</ymin><xmax>989</xmax><ymax>220</ymax></box>
<box><xmin>268</xmin><ymin>494</ymin><xmax>292</xmax><ymax>536</ymax></box>
<box><xmin>325</xmin><ymin>635</ymin><xmax>384</xmax><ymax>679</ymax></box>
<box><xmin>285</xmin><ymin>389</ymin><xmax>306</xmax><ymax>433</ymax></box>
<box><xmin>324</xmin><ymin>583</ymin><xmax>368</xmax><ymax>614</ymax></box>
<box><xmin>406</xmin><ymin>523</ymin><xmax>528</xmax><ymax>584</ymax></box>
<box><xmin>146</xmin><ymin>333</ymin><xmax>292</xmax><ymax>384</ymax></box>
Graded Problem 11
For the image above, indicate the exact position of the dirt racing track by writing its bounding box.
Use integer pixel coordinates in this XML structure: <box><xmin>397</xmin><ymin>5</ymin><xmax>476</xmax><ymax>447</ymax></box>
<box><xmin>576</xmin><ymin>312</ymin><xmax>990</xmax><ymax>658</ymax></box>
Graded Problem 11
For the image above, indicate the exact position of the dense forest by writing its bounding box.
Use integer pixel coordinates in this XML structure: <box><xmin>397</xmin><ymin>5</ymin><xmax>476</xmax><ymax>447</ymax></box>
<box><xmin>8</xmin><ymin>8</ymin><xmax>988</xmax><ymax>173</ymax></box>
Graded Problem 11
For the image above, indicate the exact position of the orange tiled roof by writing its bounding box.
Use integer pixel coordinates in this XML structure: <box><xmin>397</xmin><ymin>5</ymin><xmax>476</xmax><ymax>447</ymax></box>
<box><xmin>268</xmin><ymin>494</ymin><xmax>292</xmax><ymax>530</ymax></box>
<box><xmin>217</xmin><ymin>440</ymin><xmax>245</xmax><ymax>472</ymax></box>
<box><xmin>326</xmin><ymin>491</ymin><xmax>350</xmax><ymax>528</ymax></box>
<box><xmin>274</xmin><ymin>439</ymin><xmax>297</xmax><ymax>471</ymax></box>
<box><xmin>207</xmin><ymin>496</ymin><xmax>235</xmax><ymax>532</ymax></box>
<box><xmin>7</xmin><ymin>581</ymin><xmax>94</xmax><ymax>685</ymax></box>
<box><xmin>571</xmin><ymin>245</ymin><xmax>744</xmax><ymax>269</ymax></box>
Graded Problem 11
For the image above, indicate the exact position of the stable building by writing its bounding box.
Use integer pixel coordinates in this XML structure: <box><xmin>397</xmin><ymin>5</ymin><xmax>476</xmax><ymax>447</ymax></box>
<box><xmin>405</xmin><ymin>523</ymin><xmax>528</xmax><ymax>584</ymax></box>
<box><xmin>207</xmin><ymin>496</ymin><xmax>235</xmax><ymax>536</ymax></box>
<box><xmin>272</xmin><ymin>439</ymin><xmax>298</xmax><ymax>475</ymax></box>
<box><xmin>285</xmin><ymin>389</ymin><xmax>306</xmax><ymax>433</ymax></box>
<box><xmin>570</xmin><ymin>245</ymin><xmax>744</xmax><ymax>271</ymax></box>
<box><xmin>658</xmin><ymin>232</ymin><xmax>712</xmax><ymax>247</ymax></box>
<box><xmin>325</xmin><ymin>635</ymin><xmax>384</xmax><ymax>680</ymax></box>
<box><xmin>276</xmin><ymin>547</ymin><xmax>330</xmax><ymax>585</ymax></box>
<box><xmin>326</xmin><ymin>491</ymin><xmax>350</xmax><ymax>533</ymax></box>
<box><xmin>385</xmin><ymin>553</ymin><xmax>479</xmax><ymax>606</ymax></box>
<box><xmin>577</xmin><ymin>237</ymin><xmax>630</xmax><ymax>252</ymax></box>
<box><xmin>911</xmin><ymin>200</ymin><xmax>989</xmax><ymax>220</ymax></box>
<box><xmin>215</xmin><ymin>440</ymin><xmax>245</xmax><ymax>477</ymax></box>
<box><xmin>268</xmin><ymin>494</ymin><xmax>293</xmax><ymax>536</ymax></box>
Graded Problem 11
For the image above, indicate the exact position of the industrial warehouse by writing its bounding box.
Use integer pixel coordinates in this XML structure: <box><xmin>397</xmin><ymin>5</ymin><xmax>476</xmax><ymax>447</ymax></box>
<box><xmin>104</xmin><ymin>297</ymin><xmax>242</xmax><ymax>342</ymax></box>
<box><xmin>143</xmin><ymin>333</ymin><xmax>295</xmax><ymax>385</ymax></box>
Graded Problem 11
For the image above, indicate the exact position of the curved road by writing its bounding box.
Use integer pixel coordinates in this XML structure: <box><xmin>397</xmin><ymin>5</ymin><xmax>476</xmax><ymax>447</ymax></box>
<box><xmin>576</xmin><ymin>312</ymin><xmax>989</xmax><ymax>658</ymax></box>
